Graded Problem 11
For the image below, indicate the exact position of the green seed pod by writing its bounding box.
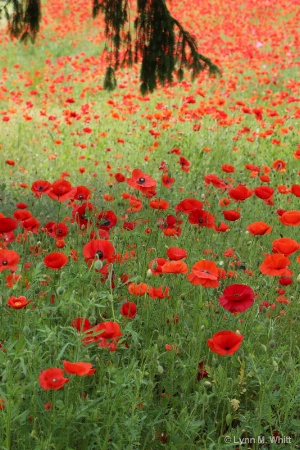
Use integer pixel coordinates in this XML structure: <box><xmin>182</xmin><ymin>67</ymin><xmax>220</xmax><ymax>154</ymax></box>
<box><xmin>56</xmin><ymin>286</ymin><xmax>65</xmax><ymax>296</ymax></box>
<box><xmin>94</xmin><ymin>260</ymin><xmax>103</xmax><ymax>270</ymax></box>
<box><xmin>226</xmin><ymin>413</ymin><xmax>232</xmax><ymax>426</ymax></box>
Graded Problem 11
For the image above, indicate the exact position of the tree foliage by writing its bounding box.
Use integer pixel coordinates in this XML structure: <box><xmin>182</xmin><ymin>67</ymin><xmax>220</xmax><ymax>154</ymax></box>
<box><xmin>0</xmin><ymin>0</ymin><xmax>221</xmax><ymax>93</ymax></box>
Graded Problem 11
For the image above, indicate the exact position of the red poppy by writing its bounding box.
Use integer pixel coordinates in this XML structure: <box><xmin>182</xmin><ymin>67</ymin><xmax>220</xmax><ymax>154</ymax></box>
<box><xmin>260</xmin><ymin>254</ymin><xmax>293</xmax><ymax>277</ymax></box>
<box><xmin>55</xmin><ymin>222</ymin><xmax>69</xmax><ymax>238</ymax></box>
<box><xmin>115</xmin><ymin>173</ymin><xmax>126</xmax><ymax>182</ymax></box>
<box><xmin>16</xmin><ymin>202</ymin><xmax>28</xmax><ymax>209</ymax></box>
<box><xmin>178</xmin><ymin>156</ymin><xmax>191</xmax><ymax>172</ymax></box>
<box><xmin>20</xmin><ymin>216</ymin><xmax>40</xmax><ymax>233</ymax></box>
<box><xmin>188</xmin><ymin>209</ymin><xmax>215</xmax><ymax>228</ymax></box>
<box><xmin>120</xmin><ymin>302</ymin><xmax>137</xmax><ymax>318</ymax></box>
<box><xmin>222</xmin><ymin>210</ymin><xmax>241</xmax><ymax>221</ymax></box>
<box><xmin>279</xmin><ymin>210</ymin><xmax>300</xmax><ymax>226</ymax></box>
<box><xmin>149</xmin><ymin>199</ymin><xmax>170</xmax><ymax>210</ymax></box>
<box><xmin>161</xmin><ymin>260</ymin><xmax>188</xmax><ymax>274</ymax></box>
<box><xmin>207</xmin><ymin>330</ymin><xmax>244</xmax><ymax>356</ymax></box>
<box><xmin>272</xmin><ymin>159</ymin><xmax>286</xmax><ymax>172</ymax></box>
<box><xmin>0</xmin><ymin>217</ymin><xmax>18</xmax><ymax>233</ymax></box>
<box><xmin>31</xmin><ymin>180</ymin><xmax>52</xmax><ymax>197</ymax></box>
<box><xmin>7</xmin><ymin>295</ymin><xmax>31</xmax><ymax>309</ymax></box>
<box><xmin>0</xmin><ymin>249</ymin><xmax>20</xmax><ymax>272</ymax></box>
<box><xmin>44</xmin><ymin>252</ymin><xmax>68</xmax><ymax>270</ymax></box>
<box><xmin>48</xmin><ymin>180</ymin><xmax>77</xmax><ymax>202</ymax></box>
<box><xmin>272</xmin><ymin>238</ymin><xmax>300</xmax><ymax>256</ymax></box>
<box><xmin>228</xmin><ymin>185</ymin><xmax>252</xmax><ymax>201</ymax></box>
<box><xmin>97</xmin><ymin>210</ymin><xmax>117</xmax><ymax>230</ymax></box>
<box><xmin>204</xmin><ymin>174</ymin><xmax>228</xmax><ymax>190</ymax></box>
<box><xmin>175</xmin><ymin>198</ymin><xmax>203</xmax><ymax>214</ymax></box>
<box><xmin>187</xmin><ymin>260</ymin><xmax>220</xmax><ymax>288</ymax></box>
<box><xmin>221</xmin><ymin>164</ymin><xmax>235</xmax><ymax>173</ymax></box>
<box><xmin>197</xmin><ymin>361</ymin><xmax>208</xmax><ymax>380</ymax></box>
<box><xmin>63</xmin><ymin>360</ymin><xmax>95</xmax><ymax>376</ymax></box>
<box><xmin>278</xmin><ymin>277</ymin><xmax>293</xmax><ymax>286</ymax></box>
<box><xmin>219</xmin><ymin>284</ymin><xmax>255</xmax><ymax>313</ymax></box>
<box><xmin>166</xmin><ymin>247</ymin><xmax>187</xmax><ymax>260</ymax></box>
<box><xmin>39</xmin><ymin>368</ymin><xmax>70</xmax><ymax>390</ymax></box>
<box><xmin>44</xmin><ymin>221</ymin><xmax>56</xmax><ymax>237</ymax></box>
<box><xmin>254</xmin><ymin>186</ymin><xmax>274</xmax><ymax>199</ymax></box>
<box><xmin>92</xmin><ymin>321</ymin><xmax>123</xmax><ymax>340</ymax></box>
<box><xmin>74</xmin><ymin>186</ymin><xmax>91</xmax><ymax>201</ymax></box>
<box><xmin>128</xmin><ymin>282</ymin><xmax>149</xmax><ymax>295</ymax></box>
<box><xmin>13</xmin><ymin>210</ymin><xmax>32</xmax><ymax>221</ymax></box>
<box><xmin>72</xmin><ymin>202</ymin><xmax>96</xmax><ymax>229</ymax></box>
<box><xmin>71</xmin><ymin>317</ymin><xmax>92</xmax><ymax>332</ymax></box>
<box><xmin>246</xmin><ymin>222</ymin><xmax>272</xmax><ymax>235</ymax></box>
<box><xmin>149</xmin><ymin>258</ymin><xmax>168</xmax><ymax>275</ymax></box>
<box><xmin>83</xmin><ymin>240</ymin><xmax>115</xmax><ymax>262</ymax></box>
<box><xmin>127</xmin><ymin>169</ymin><xmax>156</xmax><ymax>194</ymax></box>
<box><xmin>148</xmin><ymin>286</ymin><xmax>170</xmax><ymax>299</ymax></box>
<box><xmin>162</xmin><ymin>174</ymin><xmax>175</xmax><ymax>188</ymax></box>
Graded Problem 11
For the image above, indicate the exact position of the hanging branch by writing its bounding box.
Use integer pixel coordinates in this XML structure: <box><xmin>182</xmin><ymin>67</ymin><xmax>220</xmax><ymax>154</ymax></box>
<box><xmin>1</xmin><ymin>0</ymin><xmax>41</xmax><ymax>42</ymax></box>
<box><xmin>1</xmin><ymin>0</ymin><xmax>221</xmax><ymax>93</ymax></box>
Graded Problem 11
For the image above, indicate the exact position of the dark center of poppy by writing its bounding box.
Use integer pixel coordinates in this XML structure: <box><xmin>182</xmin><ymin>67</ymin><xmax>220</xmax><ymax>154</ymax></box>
<box><xmin>199</xmin><ymin>219</ymin><xmax>204</xmax><ymax>223</ymax></box>
<box><xmin>58</xmin><ymin>229</ymin><xmax>62</xmax><ymax>233</ymax></box>
<box><xmin>224</xmin><ymin>346</ymin><xmax>231</xmax><ymax>350</ymax></box>
<box><xmin>38</xmin><ymin>186</ymin><xmax>44</xmax><ymax>191</ymax></box>
<box><xmin>52</xmin><ymin>378</ymin><xmax>57</xmax><ymax>382</ymax></box>
<box><xmin>78</xmin><ymin>194</ymin><xmax>84</xmax><ymax>199</ymax></box>
<box><xmin>2</xmin><ymin>261</ymin><xmax>8</xmax><ymax>265</ymax></box>
<box><xmin>102</xmin><ymin>220</ymin><xmax>111</xmax><ymax>227</ymax></box>
<box><xmin>234</xmin><ymin>293</ymin><xmax>240</xmax><ymax>297</ymax></box>
<box><xmin>95</xmin><ymin>250</ymin><xmax>104</xmax><ymax>259</ymax></box>
<box><xmin>138</xmin><ymin>177</ymin><xmax>145</xmax><ymax>184</ymax></box>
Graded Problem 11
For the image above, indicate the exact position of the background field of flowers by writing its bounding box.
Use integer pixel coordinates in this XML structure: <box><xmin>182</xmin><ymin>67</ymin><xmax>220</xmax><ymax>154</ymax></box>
<box><xmin>0</xmin><ymin>0</ymin><xmax>300</xmax><ymax>448</ymax></box>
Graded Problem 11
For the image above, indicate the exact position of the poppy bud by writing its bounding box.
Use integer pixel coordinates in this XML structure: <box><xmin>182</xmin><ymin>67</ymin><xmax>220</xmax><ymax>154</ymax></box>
<box><xmin>269</xmin><ymin>340</ymin><xmax>276</xmax><ymax>349</ymax></box>
<box><xmin>203</xmin><ymin>381</ymin><xmax>212</xmax><ymax>388</ymax></box>
<box><xmin>226</xmin><ymin>414</ymin><xmax>232</xmax><ymax>426</ymax></box>
<box><xmin>146</xmin><ymin>269</ymin><xmax>152</xmax><ymax>278</ymax></box>
<box><xmin>297</xmin><ymin>274</ymin><xmax>300</xmax><ymax>282</ymax></box>
<box><xmin>180</xmin><ymin>293</ymin><xmax>186</xmax><ymax>300</ymax></box>
<box><xmin>56</xmin><ymin>287</ymin><xmax>65</xmax><ymax>296</ymax></box>
<box><xmin>157</xmin><ymin>365</ymin><xmax>164</xmax><ymax>374</ymax></box>
<box><xmin>94</xmin><ymin>260</ymin><xmax>103</xmax><ymax>270</ymax></box>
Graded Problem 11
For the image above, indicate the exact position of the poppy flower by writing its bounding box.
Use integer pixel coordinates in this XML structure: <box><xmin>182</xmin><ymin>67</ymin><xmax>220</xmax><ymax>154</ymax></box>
<box><xmin>97</xmin><ymin>210</ymin><xmax>117</xmax><ymax>230</ymax></box>
<box><xmin>278</xmin><ymin>277</ymin><xmax>293</xmax><ymax>286</ymax></box>
<box><xmin>128</xmin><ymin>282</ymin><xmax>149</xmax><ymax>295</ymax></box>
<box><xmin>115</xmin><ymin>173</ymin><xmax>126</xmax><ymax>182</ymax></box>
<box><xmin>31</xmin><ymin>180</ymin><xmax>52</xmax><ymax>197</ymax></box>
<box><xmin>48</xmin><ymin>180</ymin><xmax>77</xmax><ymax>202</ymax></box>
<box><xmin>13</xmin><ymin>210</ymin><xmax>32</xmax><ymax>221</ymax></box>
<box><xmin>207</xmin><ymin>330</ymin><xmax>244</xmax><ymax>356</ymax></box>
<box><xmin>161</xmin><ymin>260</ymin><xmax>188</xmax><ymax>274</ymax></box>
<box><xmin>254</xmin><ymin>186</ymin><xmax>274</xmax><ymax>199</ymax></box>
<box><xmin>272</xmin><ymin>159</ymin><xmax>287</xmax><ymax>172</ymax></box>
<box><xmin>162</xmin><ymin>174</ymin><xmax>175</xmax><ymax>188</ymax></box>
<box><xmin>83</xmin><ymin>239</ymin><xmax>115</xmax><ymax>263</ymax></box>
<box><xmin>246</xmin><ymin>222</ymin><xmax>272</xmax><ymax>235</ymax></box>
<box><xmin>44</xmin><ymin>252</ymin><xmax>68</xmax><ymax>270</ymax></box>
<box><xmin>149</xmin><ymin>199</ymin><xmax>170</xmax><ymax>210</ymax></box>
<box><xmin>71</xmin><ymin>317</ymin><xmax>92</xmax><ymax>332</ymax></box>
<box><xmin>20</xmin><ymin>217</ymin><xmax>40</xmax><ymax>233</ymax></box>
<box><xmin>149</xmin><ymin>258</ymin><xmax>168</xmax><ymax>275</ymax></box>
<box><xmin>219</xmin><ymin>284</ymin><xmax>255</xmax><ymax>313</ymax></box>
<box><xmin>175</xmin><ymin>198</ymin><xmax>203</xmax><ymax>214</ymax></box>
<box><xmin>222</xmin><ymin>210</ymin><xmax>241</xmax><ymax>221</ymax></box>
<box><xmin>187</xmin><ymin>260</ymin><xmax>220</xmax><ymax>288</ymax></box>
<box><xmin>16</xmin><ymin>202</ymin><xmax>28</xmax><ymax>209</ymax></box>
<box><xmin>55</xmin><ymin>222</ymin><xmax>69</xmax><ymax>238</ymax></box>
<box><xmin>260</xmin><ymin>254</ymin><xmax>293</xmax><ymax>277</ymax></box>
<box><xmin>92</xmin><ymin>321</ymin><xmax>123</xmax><ymax>340</ymax></box>
<box><xmin>63</xmin><ymin>361</ymin><xmax>95</xmax><ymax>376</ymax></box>
<box><xmin>72</xmin><ymin>202</ymin><xmax>95</xmax><ymax>229</ymax></box>
<box><xmin>197</xmin><ymin>361</ymin><xmax>208</xmax><ymax>381</ymax></box>
<box><xmin>272</xmin><ymin>238</ymin><xmax>300</xmax><ymax>256</ymax></box>
<box><xmin>166</xmin><ymin>247</ymin><xmax>187</xmax><ymax>260</ymax></box>
<box><xmin>0</xmin><ymin>217</ymin><xmax>18</xmax><ymax>233</ymax></box>
<box><xmin>178</xmin><ymin>156</ymin><xmax>191</xmax><ymax>172</ymax></box>
<box><xmin>120</xmin><ymin>302</ymin><xmax>137</xmax><ymax>318</ymax></box>
<box><xmin>0</xmin><ymin>249</ymin><xmax>20</xmax><ymax>272</ymax></box>
<box><xmin>221</xmin><ymin>164</ymin><xmax>235</xmax><ymax>173</ymax></box>
<box><xmin>148</xmin><ymin>286</ymin><xmax>170</xmax><ymax>299</ymax></box>
<box><xmin>188</xmin><ymin>209</ymin><xmax>215</xmax><ymax>228</ymax></box>
<box><xmin>228</xmin><ymin>185</ymin><xmax>252</xmax><ymax>202</ymax></box>
<box><xmin>74</xmin><ymin>186</ymin><xmax>91</xmax><ymax>201</ymax></box>
<box><xmin>279</xmin><ymin>210</ymin><xmax>300</xmax><ymax>226</ymax></box>
<box><xmin>39</xmin><ymin>368</ymin><xmax>69</xmax><ymax>390</ymax></box>
<box><xmin>7</xmin><ymin>296</ymin><xmax>31</xmax><ymax>309</ymax></box>
<box><xmin>127</xmin><ymin>169</ymin><xmax>156</xmax><ymax>194</ymax></box>
<box><xmin>204</xmin><ymin>174</ymin><xmax>228</xmax><ymax>190</ymax></box>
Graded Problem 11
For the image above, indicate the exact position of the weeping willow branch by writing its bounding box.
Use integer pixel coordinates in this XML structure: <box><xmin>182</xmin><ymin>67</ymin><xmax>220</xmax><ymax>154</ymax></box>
<box><xmin>1</xmin><ymin>0</ymin><xmax>41</xmax><ymax>42</ymax></box>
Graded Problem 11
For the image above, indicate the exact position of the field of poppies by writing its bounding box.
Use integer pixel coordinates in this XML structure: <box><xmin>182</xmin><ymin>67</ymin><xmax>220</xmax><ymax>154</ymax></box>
<box><xmin>0</xmin><ymin>0</ymin><xmax>300</xmax><ymax>448</ymax></box>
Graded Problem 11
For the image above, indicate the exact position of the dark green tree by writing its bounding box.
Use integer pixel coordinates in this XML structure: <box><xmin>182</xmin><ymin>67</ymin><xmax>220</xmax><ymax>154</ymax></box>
<box><xmin>0</xmin><ymin>0</ymin><xmax>220</xmax><ymax>93</ymax></box>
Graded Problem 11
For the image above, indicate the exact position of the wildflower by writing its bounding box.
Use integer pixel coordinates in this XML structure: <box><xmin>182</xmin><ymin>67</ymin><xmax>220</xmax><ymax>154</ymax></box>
<box><xmin>207</xmin><ymin>330</ymin><xmax>244</xmax><ymax>356</ymax></box>
<box><xmin>7</xmin><ymin>296</ymin><xmax>31</xmax><ymax>309</ymax></box>
<box><xmin>0</xmin><ymin>249</ymin><xmax>20</xmax><ymax>272</ymax></box>
<box><xmin>187</xmin><ymin>260</ymin><xmax>219</xmax><ymax>288</ymax></box>
<box><xmin>44</xmin><ymin>252</ymin><xmax>68</xmax><ymax>270</ymax></box>
<box><xmin>120</xmin><ymin>302</ymin><xmax>137</xmax><ymax>318</ymax></box>
<box><xmin>63</xmin><ymin>361</ymin><xmax>95</xmax><ymax>376</ymax></box>
<box><xmin>260</xmin><ymin>254</ymin><xmax>293</xmax><ymax>277</ymax></box>
<box><xmin>219</xmin><ymin>284</ymin><xmax>255</xmax><ymax>313</ymax></box>
<box><xmin>39</xmin><ymin>368</ymin><xmax>69</xmax><ymax>390</ymax></box>
<box><xmin>246</xmin><ymin>222</ymin><xmax>272</xmax><ymax>235</ymax></box>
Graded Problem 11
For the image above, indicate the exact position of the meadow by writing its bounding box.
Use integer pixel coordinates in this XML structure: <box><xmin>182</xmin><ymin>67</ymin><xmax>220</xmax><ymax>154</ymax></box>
<box><xmin>0</xmin><ymin>0</ymin><xmax>300</xmax><ymax>448</ymax></box>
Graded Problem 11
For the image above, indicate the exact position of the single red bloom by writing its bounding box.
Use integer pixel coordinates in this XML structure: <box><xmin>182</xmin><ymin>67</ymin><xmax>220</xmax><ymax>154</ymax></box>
<box><xmin>97</xmin><ymin>210</ymin><xmax>117</xmax><ymax>230</ymax></box>
<box><xmin>13</xmin><ymin>210</ymin><xmax>32</xmax><ymax>221</ymax></box>
<box><xmin>0</xmin><ymin>218</ymin><xmax>18</xmax><ymax>233</ymax></box>
<box><xmin>44</xmin><ymin>252</ymin><xmax>68</xmax><ymax>270</ymax></box>
<box><xmin>162</xmin><ymin>174</ymin><xmax>175</xmax><ymax>188</ymax></box>
<box><xmin>127</xmin><ymin>169</ymin><xmax>156</xmax><ymax>194</ymax></box>
<box><xmin>188</xmin><ymin>209</ymin><xmax>215</xmax><ymax>228</ymax></box>
<box><xmin>260</xmin><ymin>254</ymin><xmax>292</xmax><ymax>276</ymax></box>
<box><xmin>72</xmin><ymin>202</ymin><xmax>96</xmax><ymax>229</ymax></box>
<box><xmin>229</xmin><ymin>185</ymin><xmax>252</xmax><ymax>202</ymax></box>
<box><xmin>83</xmin><ymin>239</ymin><xmax>115</xmax><ymax>262</ymax></box>
<box><xmin>254</xmin><ymin>186</ymin><xmax>274</xmax><ymax>200</ymax></box>
<box><xmin>149</xmin><ymin>199</ymin><xmax>170</xmax><ymax>210</ymax></box>
<box><xmin>278</xmin><ymin>277</ymin><xmax>293</xmax><ymax>286</ymax></box>
<box><xmin>166</xmin><ymin>247</ymin><xmax>187</xmax><ymax>260</ymax></box>
<box><xmin>71</xmin><ymin>317</ymin><xmax>92</xmax><ymax>332</ymax></box>
<box><xmin>74</xmin><ymin>186</ymin><xmax>91</xmax><ymax>201</ymax></box>
<box><xmin>148</xmin><ymin>286</ymin><xmax>170</xmax><ymax>299</ymax></box>
<box><xmin>279</xmin><ymin>210</ymin><xmax>300</xmax><ymax>226</ymax></box>
<box><xmin>63</xmin><ymin>360</ymin><xmax>95</xmax><ymax>376</ymax></box>
<box><xmin>221</xmin><ymin>164</ymin><xmax>235</xmax><ymax>173</ymax></box>
<box><xmin>115</xmin><ymin>173</ymin><xmax>126</xmax><ymax>182</ymax></box>
<box><xmin>31</xmin><ymin>180</ymin><xmax>52</xmax><ymax>198</ymax></box>
<box><xmin>92</xmin><ymin>321</ymin><xmax>123</xmax><ymax>340</ymax></box>
<box><xmin>175</xmin><ymin>198</ymin><xmax>203</xmax><ymax>214</ymax></box>
<box><xmin>207</xmin><ymin>330</ymin><xmax>244</xmax><ymax>356</ymax></box>
<box><xmin>219</xmin><ymin>284</ymin><xmax>255</xmax><ymax>313</ymax></box>
<box><xmin>149</xmin><ymin>258</ymin><xmax>168</xmax><ymax>275</ymax></box>
<box><xmin>0</xmin><ymin>249</ymin><xmax>20</xmax><ymax>272</ymax></box>
<box><xmin>39</xmin><ymin>368</ymin><xmax>69</xmax><ymax>390</ymax></box>
<box><xmin>48</xmin><ymin>180</ymin><xmax>77</xmax><ymax>202</ymax></box>
<box><xmin>120</xmin><ymin>302</ymin><xmax>137</xmax><ymax>318</ymax></box>
<box><xmin>7</xmin><ymin>295</ymin><xmax>31</xmax><ymax>309</ymax></box>
<box><xmin>178</xmin><ymin>157</ymin><xmax>191</xmax><ymax>172</ymax></box>
<box><xmin>197</xmin><ymin>361</ymin><xmax>208</xmax><ymax>381</ymax></box>
<box><xmin>54</xmin><ymin>222</ymin><xmax>69</xmax><ymax>238</ymax></box>
<box><xmin>128</xmin><ymin>282</ymin><xmax>149</xmax><ymax>295</ymax></box>
<box><xmin>187</xmin><ymin>260</ymin><xmax>220</xmax><ymax>288</ymax></box>
<box><xmin>161</xmin><ymin>260</ymin><xmax>188</xmax><ymax>274</ymax></box>
<box><xmin>246</xmin><ymin>222</ymin><xmax>272</xmax><ymax>235</ymax></box>
<box><xmin>16</xmin><ymin>202</ymin><xmax>28</xmax><ymax>209</ymax></box>
<box><xmin>222</xmin><ymin>210</ymin><xmax>241</xmax><ymax>221</ymax></box>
